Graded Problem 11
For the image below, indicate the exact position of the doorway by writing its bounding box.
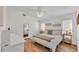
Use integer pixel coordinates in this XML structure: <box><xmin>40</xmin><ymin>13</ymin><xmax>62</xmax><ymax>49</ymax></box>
<box><xmin>23</xmin><ymin>23</ymin><xmax>29</xmax><ymax>40</ymax></box>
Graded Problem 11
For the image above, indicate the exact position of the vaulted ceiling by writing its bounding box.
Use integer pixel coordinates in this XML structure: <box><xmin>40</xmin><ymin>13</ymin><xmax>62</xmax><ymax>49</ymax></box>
<box><xmin>7</xmin><ymin>6</ymin><xmax>79</xmax><ymax>19</ymax></box>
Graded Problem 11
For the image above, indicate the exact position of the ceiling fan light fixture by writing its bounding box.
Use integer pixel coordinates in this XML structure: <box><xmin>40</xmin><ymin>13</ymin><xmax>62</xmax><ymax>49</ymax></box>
<box><xmin>36</xmin><ymin>7</ymin><xmax>45</xmax><ymax>17</ymax></box>
<box><xmin>37</xmin><ymin>11</ymin><xmax>44</xmax><ymax>17</ymax></box>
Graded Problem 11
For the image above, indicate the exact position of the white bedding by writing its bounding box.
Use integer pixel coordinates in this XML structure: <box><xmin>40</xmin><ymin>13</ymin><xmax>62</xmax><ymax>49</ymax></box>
<box><xmin>30</xmin><ymin>34</ymin><xmax>62</xmax><ymax>52</ymax></box>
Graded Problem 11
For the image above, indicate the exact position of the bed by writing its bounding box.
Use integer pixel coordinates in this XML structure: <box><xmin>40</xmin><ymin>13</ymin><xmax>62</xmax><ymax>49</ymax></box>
<box><xmin>30</xmin><ymin>34</ymin><xmax>62</xmax><ymax>52</ymax></box>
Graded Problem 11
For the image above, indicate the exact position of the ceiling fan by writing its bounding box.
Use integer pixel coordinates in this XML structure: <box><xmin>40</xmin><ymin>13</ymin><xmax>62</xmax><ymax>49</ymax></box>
<box><xmin>36</xmin><ymin>6</ymin><xmax>46</xmax><ymax>18</ymax></box>
<box><xmin>22</xmin><ymin>6</ymin><xmax>46</xmax><ymax>18</ymax></box>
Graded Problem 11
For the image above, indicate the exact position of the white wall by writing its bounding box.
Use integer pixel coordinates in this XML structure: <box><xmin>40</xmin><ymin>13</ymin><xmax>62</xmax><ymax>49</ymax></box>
<box><xmin>0</xmin><ymin>7</ymin><xmax>3</xmax><ymax>26</ymax></box>
<box><xmin>0</xmin><ymin>6</ymin><xmax>5</xmax><ymax>52</ymax></box>
<box><xmin>39</xmin><ymin>13</ymin><xmax>77</xmax><ymax>45</ymax></box>
<box><xmin>6</xmin><ymin>7</ymin><xmax>39</xmax><ymax>45</ymax></box>
<box><xmin>0</xmin><ymin>6</ymin><xmax>3</xmax><ymax>52</ymax></box>
<box><xmin>72</xmin><ymin>13</ymin><xmax>77</xmax><ymax>45</ymax></box>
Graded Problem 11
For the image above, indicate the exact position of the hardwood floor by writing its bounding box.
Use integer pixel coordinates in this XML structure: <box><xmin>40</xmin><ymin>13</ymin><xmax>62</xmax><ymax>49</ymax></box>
<box><xmin>56</xmin><ymin>42</ymin><xmax>77</xmax><ymax>52</ymax></box>
<box><xmin>24</xmin><ymin>39</ymin><xmax>49</xmax><ymax>52</ymax></box>
<box><xmin>24</xmin><ymin>39</ymin><xmax>77</xmax><ymax>52</ymax></box>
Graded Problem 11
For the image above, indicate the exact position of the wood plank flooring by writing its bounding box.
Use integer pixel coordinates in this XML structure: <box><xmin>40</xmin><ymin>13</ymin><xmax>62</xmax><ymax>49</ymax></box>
<box><xmin>56</xmin><ymin>42</ymin><xmax>77</xmax><ymax>52</ymax></box>
<box><xmin>24</xmin><ymin>39</ymin><xmax>49</xmax><ymax>52</ymax></box>
<box><xmin>24</xmin><ymin>39</ymin><xmax>77</xmax><ymax>52</ymax></box>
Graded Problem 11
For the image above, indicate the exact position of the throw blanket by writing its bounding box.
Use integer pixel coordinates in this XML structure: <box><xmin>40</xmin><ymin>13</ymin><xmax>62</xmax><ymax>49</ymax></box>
<box><xmin>33</xmin><ymin>34</ymin><xmax>54</xmax><ymax>42</ymax></box>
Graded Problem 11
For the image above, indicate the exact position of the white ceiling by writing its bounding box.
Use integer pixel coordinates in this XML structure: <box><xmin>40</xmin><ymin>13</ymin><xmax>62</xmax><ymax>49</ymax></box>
<box><xmin>7</xmin><ymin>6</ymin><xmax>79</xmax><ymax>19</ymax></box>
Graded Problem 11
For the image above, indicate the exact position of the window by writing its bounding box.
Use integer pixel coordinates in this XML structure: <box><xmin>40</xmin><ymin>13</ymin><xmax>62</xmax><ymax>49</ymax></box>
<box><xmin>62</xmin><ymin>19</ymin><xmax>72</xmax><ymax>35</ymax></box>
<box><xmin>40</xmin><ymin>23</ymin><xmax>45</xmax><ymax>31</ymax></box>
